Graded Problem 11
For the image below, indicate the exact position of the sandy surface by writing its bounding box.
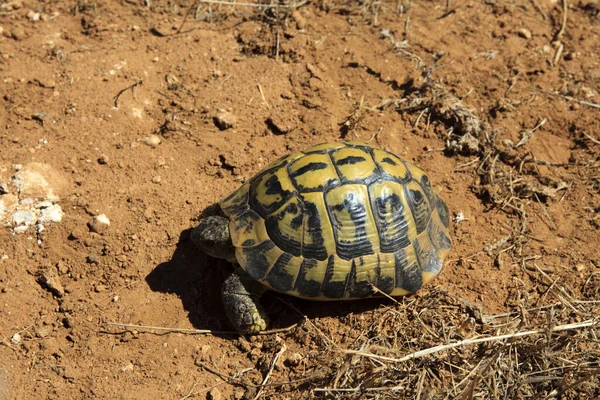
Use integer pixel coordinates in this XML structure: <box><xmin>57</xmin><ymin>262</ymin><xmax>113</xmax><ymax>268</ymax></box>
<box><xmin>1</xmin><ymin>0</ymin><xmax>599</xmax><ymax>398</ymax></box>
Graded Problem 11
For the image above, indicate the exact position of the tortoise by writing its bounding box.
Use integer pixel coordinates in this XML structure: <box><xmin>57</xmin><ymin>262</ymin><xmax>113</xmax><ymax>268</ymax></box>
<box><xmin>191</xmin><ymin>141</ymin><xmax>452</xmax><ymax>334</ymax></box>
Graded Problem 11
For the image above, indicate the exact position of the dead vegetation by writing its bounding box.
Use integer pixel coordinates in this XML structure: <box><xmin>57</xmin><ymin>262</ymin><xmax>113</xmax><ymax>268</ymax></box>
<box><xmin>2</xmin><ymin>0</ymin><xmax>599</xmax><ymax>398</ymax></box>
<box><xmin>109</xmin><ymin>283</ymin><xmax>599</xmax><ymax>399</ymax></box>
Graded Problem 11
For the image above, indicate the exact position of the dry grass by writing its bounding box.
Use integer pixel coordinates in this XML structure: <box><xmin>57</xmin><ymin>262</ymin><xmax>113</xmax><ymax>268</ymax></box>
<box><xmin>162</xmin><ymin>285</ymin><xmax>599</xmax><ymax>399</ymax></box>
<box><xmin>240</xmin><ymin>288</ymin><xmax>598</xmax><ymax>399</ymax></box>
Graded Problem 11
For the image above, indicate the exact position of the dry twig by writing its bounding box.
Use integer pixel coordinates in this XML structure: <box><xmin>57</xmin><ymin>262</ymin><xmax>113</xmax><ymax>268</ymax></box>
<box><xmin>343</xmin><ymin>319</ymin><xmax>599</xmax><ymax>363</ymax></box>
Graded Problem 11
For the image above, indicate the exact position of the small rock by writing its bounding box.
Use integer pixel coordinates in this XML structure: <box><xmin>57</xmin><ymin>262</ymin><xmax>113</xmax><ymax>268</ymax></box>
<box><xmin>517</xmin><ymin>28</ymin><xmax>532</xmax><ymax>39</ymax></box>
<box><xmin>37</xmin><ymin>204</ymin><xmax>64</xmax><ymax>223</ymax></box>
<box><xmin>150</xmin><ymin>23</ymin><xmax>176</xmax><ymax>37</ymax></box>
<box><xmin>165</xmin><ymin>74</ymin><xmax>179</xmax><ymax>90</ymax></box>
<box><xmin>94</xmin><ymin>284</ymin><xmax>106</xmax><ymax>293</ymax></box>
<box><xmin>34</xmin><ymin>325</ymin><xmax>51</xmax><ymax>338</ymax></box>
<box><xmin>88</xmin><ymin>214</ymin><xmax>110</xmax><ymax>234</ymax></box>
<box><xmin>11</xmin><ymin>25</ymin><xmax>26</xmax><ymax>41</ymax></box>
<box><xmin>233</xmin><ymin>388</ymin><xmax>245</xmax><ymax>400</ymax></box>
<box><xmin>38</xmin><ymin>270</ymin><xmax>65</xmax><ymax>297</ymax></box>
<box><xmin>12</xmin><ymin>210</ymin><xmax>36</xmax><ymax>226</ymax></box>
<box><xmin>280</xmin><ymin>90</ymin><xmax>294</xmax><ymax>100</ymax></box>
<box><xmin>11</xmin><ymin>333</ymin><xmax>21</xmax><ymax>345</ymax></box>
<box><xmin>68</xmin><ymin>228</ymin><xmax>84</xmax><ymax>240</ymax></box>
<box><xmin>151</xmin><ymin>175</ymin><xmax>161</xmax><ymax>184</ymax></box>
<box><xmin>0</xmin><ymin>182</ymin><xmax>8</xmax><ymax>194</ymax></box>
<box><xmin>139</xmin><ymin>135</ymin><xmax>161</xmax><ymax>148</ymax></box>
<box><xmin>285</xmin><ymin>352</ymin><xmax>303</xmax><ymax>367</ymax></box>
<box><xmin>207</xmin><ymin>388</ymin><xmax>222</xmax><ymax>400</ymax></box>
<box><xmin>121</xmin><ymin>362</ymin><xmax>134</xmax><ymax>373</ymax></box>
<box><xmin>56</xmin><ymin>261</ymin><xmax>69</xmax><ymax>274</ymax></box>
<box><xmin>1</xmin><ymin>194</ymin><xmax>18</xmax><ymax>216</ymax></box>
<box><xmin>12</xmin><ymin>162</ymin><xmax>69</xmax><ymax>202</ymax></box>
<box><xmin>86</xmin><ymin>255</ymin><xmax>99</xmax><ymax>264</ymax></box>
<box><xmin>291</xmin><ymin>10</ymin><xmax>307</xmax><ymax>29</ymax></box>
<box><xmin>35</xmin><ymin>200</ymin><xmax>53</xmax><ymax>209</ymax></box>
<box><xmin>98</xmin><ymin>154</ymin><xmax>109</xmax><ymax>165</ymax></box>
<box><xmin>266</xmin><ymin>114</ymin><xmax>295</xmax><ymax>135</ymax></box>
<box><xmin>213</xmin><ymin>111</ymin><xmax>237</xmax><ymax>130</ymax></box>
<box><xmin>9</xmin><ymin>1</ymin><xmax>23</xmax><ymax>9</ymax></box>
<box><xmin>30</xmin><ymin>11</ymin><xmax>41</xmax><ymax>22</ymax></box>
<box><xmin>13</xmin><ymin>226</ymin><xmax>28</xmax><ymax>234</ymax></box>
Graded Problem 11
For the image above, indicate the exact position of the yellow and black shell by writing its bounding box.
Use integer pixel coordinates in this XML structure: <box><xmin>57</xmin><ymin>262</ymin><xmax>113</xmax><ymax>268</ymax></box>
<box><xmin>219</xmin><ymin>142</ymin><xmax>452</xmax><ymax>300</ymax></box>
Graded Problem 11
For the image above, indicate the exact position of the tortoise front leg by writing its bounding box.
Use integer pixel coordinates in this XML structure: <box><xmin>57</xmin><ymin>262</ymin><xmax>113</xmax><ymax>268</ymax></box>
<box><xmin>221</xmin><ymin>268</ymin><xmax>269</xmax><ymax>334</ymax></box>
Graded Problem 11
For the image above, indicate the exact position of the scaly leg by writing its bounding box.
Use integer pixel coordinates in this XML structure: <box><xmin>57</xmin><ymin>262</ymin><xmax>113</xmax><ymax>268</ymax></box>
<box><xmin>221</xmin><ymin>268</ymin><xmax>269</xmax><ymax>334</ymax></box>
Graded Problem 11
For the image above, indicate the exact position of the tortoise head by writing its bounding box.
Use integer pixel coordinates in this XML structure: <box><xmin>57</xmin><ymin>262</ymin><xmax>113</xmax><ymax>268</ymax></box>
<box><xmin>191</xmin><ymin>215</ymin><xmax>236</xmax><ymax>262</ymax></box>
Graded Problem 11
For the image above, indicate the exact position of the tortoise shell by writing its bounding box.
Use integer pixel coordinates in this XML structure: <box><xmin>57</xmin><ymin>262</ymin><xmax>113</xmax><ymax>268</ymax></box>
<box><xmin>219</xmin><ymin>142</ymin><xmax>451</xmax><ymax>300</ymax></box>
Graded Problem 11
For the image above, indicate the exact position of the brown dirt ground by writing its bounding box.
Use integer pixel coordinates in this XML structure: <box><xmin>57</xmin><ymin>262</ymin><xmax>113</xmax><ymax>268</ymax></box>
<box><xmin>1</xmin><ymin>0</ymin><xmax>600</xmax><ymax>398</ymax></box>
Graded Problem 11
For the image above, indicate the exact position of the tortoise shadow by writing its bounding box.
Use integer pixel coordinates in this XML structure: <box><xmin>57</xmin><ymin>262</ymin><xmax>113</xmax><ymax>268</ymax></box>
<box><xmin>146</xmin><ymin>229</ymin><xmax>398</xmax><ymax>334</ymax></box>
<box><xmin>265</xmin><ymin>292</ymin><xmax>400</xmax><ymax>331</ymax></box>
<box><xmin>145</xmin><ymin>228</ymin><xmax>232</xmax><ymax>332</ymax></box>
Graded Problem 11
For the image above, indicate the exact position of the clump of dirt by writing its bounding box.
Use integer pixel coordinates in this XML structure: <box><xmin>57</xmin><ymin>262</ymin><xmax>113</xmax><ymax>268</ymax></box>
<box><xmin>0</xmin><ymin>0</ymin><xmax>599</xmax><ymax>398</ymax></box>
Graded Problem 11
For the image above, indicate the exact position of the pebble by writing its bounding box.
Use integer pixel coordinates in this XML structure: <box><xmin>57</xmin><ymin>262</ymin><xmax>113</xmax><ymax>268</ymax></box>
<box><xmin>11</xmin><ymin>25</ymin><xmax>26</xmax><ymax>41</ymax></box>
<box><xmin>98</xmin><ymin>154</ymin><xmax>109</xmax><ymax>165</ymax></box>
<box><xmin>68</xmin><ymin>228</ymin><xmax>84</xmax><ymax>240</ymax></box>
<box><xmin>35</xmin><ymin>200</ymin><xmax>53</xmax><ymax>209</ymax></box>
<box><xmin>26</xmin><ymin>10</ymin><xmax>40</xmax><ymax>21</ymax></box>
<box><xmin>285</xmin><ymin>352</ymin><xmax>303</xmax><ymax>367</ymax></box>
<box><xmin>207</xmin><ymin>388</ymin><xmax>222</xmax><ymax>400</ymax></box>
<box><xmin>266</xmin><ymin>114</ymin><xmax>294</xmax><ymax>135</ymax></box>
<box><xmin>88</xmin><ymin>214</ymin><xmax>110</xmax><ymax>234</ymax></box>
<box><xmin>38</xmin><ymin>270</ymin><xmax>65</xmax><ymax>297</ymax></box>
<box><xmin>12</xmin><ymin>210</ymin><xmax>35</xmax><ymax>226</ymax></box>
<box><xmin>213</xmin><ymin>111</ymin><xmax>237</xmax><ymax>130</ymax></box>
<box><xmin>56</xmin><ymin>261</ymin><xmax>69</xmax><ymax>274</ymax></box>
<box><xmin>139</xmin><ymin>135</ymin><xmax>161</xmax><ymax>148</ymax></box>
<box><xmin>151</xmin><ymin>175</ymin><xmax>161</xmax><ymax>184</ymax></box>
<box><xmin>165</xmin><ymin>74</ymin><xmax>179</xmax><ymax>90</ymax></box>
<box><xmin>37</xmin><ymin>204</ymin><xmax>64</xmax><ymax>223</ymax></box>
<box><xmin>518</xmin><ymin>28</ymin><xmax>532</xmax><ymax>39</ymax></box>
<box><xmin>86</xmin><ymin>255</ymin><xmax>99</xmax><ymax>264</ymax></box>
<box><xmin>121</xmin><ymin>362</ymin><xmax>134</xmax><ymax>373</ymax></box>
<box><xmin>291</xmin><ymin>10</ymin><xmax>307</xmax><ymax>29</ymax></box>
<box><xmin>34</xmin><ymin>325</ymin><xmax>51</xmax><ymax>338</ymax></box>
<box><xmin>12</xmin><ymin>162</ymin><xmax>69</xmax><ymax>202</ymax></box>
<box><xmin>11</xmin><ymin>333</ymin><xmax>21</xmax><ymax>345</ymax></box>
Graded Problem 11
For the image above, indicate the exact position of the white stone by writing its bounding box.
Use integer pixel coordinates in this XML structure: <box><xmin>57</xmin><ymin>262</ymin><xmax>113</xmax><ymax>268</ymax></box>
<box><xmin>88</xmin><ymin>214</ymin><xmax>110</xmax><ymax>234</ymax></box>
<box><xmin>10</xmin><ymin>333</ymin><xmax>21</xmax><ymax>345</ymax></box>
<box><xmin>35</xmin><ymin>200</ymin><xmax>53</xmax><ymax>209</ymax></box>
<box><xmin>139</xmin><ymin>135</ymin><xmax>161</xmax><ymax>147</ymax></box>
<box><xmin>12</xmin><ymin>163</ymin><xmax>69</xmax><ymax>202</ymax></box>
<box><xmin>37</xmin><ymin>204</ymin><xmax>64</xmax><ymax>223</ymax></box>
<box><xmin>12</xmin><ymin>210</ymin><xmax>35</xmax><ymax>226</ymax></box>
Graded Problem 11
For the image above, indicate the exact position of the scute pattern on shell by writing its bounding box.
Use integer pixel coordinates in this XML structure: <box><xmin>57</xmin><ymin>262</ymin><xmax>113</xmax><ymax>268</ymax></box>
<box><xmin>220</xmin><ymin>142</ymin><xmax>452</xmax><ymax>300</ymax></box>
